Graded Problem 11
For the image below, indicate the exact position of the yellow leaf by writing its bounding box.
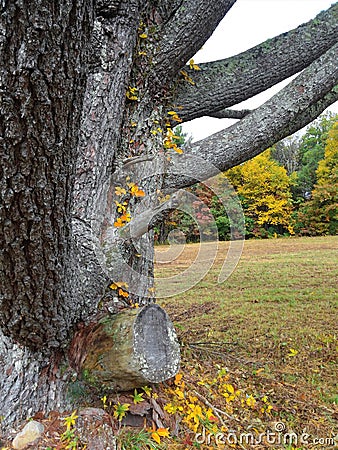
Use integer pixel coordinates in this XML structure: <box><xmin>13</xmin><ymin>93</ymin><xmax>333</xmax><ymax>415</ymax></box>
<box><xmin>180</xmin><ymin>69</ymin><xmax>195</xmax><ymax>85</ymax></box>
<box><xmin>126</xmin><ymin>86</ymin><xmax>138</xmax><ymax>101</ymax></box>
<box><xmin>118</xmin><ymin>288</ymin><xmax>129</xmax><ymax>298</ymax></box>
<box><xmin>157</xmin><ymin>428</ymin><xmax>170</xmax><ymax>438</ymax></box>
<box><xmin>115</xmin><ymin>186</ymin><xmax>127</xmax><ymax>196</ymax></box>
<box><xmin>129</xmin><ymin>184</ymin><xmax>145</xmax><ymax>197</ymax></box>
<box><xmin>120</xmin><ymin>212</ymin><xmax>131</xmax><ymax>222</ymax></box>
<box><xmin>151</xmin><ymin>432</ymin><xmax>161</xmax><ymax>444</ymax></box>
<box><xmin>174</xmin><ymin>146</ymin><xmax>183</xmax><ymax>154</ymax></box>
<box><xmin>115</xmin><ymin>201</ymin><xmax>127</xmax><ymax>213</ymax></box>
<box><xmin>189</xmin><ymin>58</ymin><xmax>200</xmax><ymax>70</ymax></box>
<box><xmin>174</xmin><ymin>373</ymin><xmax>183</xmax><ymax>385</ymax></box>
<box><xmin>224</xmin><ymin>383</ymin><xmax>235</xmax><ymax>394</ymax></box>
<box><xmin>164</xmin><ymin>403</ymin><xmax>177</xmax><ymax>414</ymax></box>
<box><xmin>246</xmin><ymin>395</ymin><xmax>256</xmax><ymax>407</ymax></box>
<box><xmin>287</xmin><ymin>348</ymin><xmax>299</xmax><ymax>357</ymax></box>
<box><xmin>139</xmin><ymin>33</ymin><xmax>147</xmax><ymax>38</ymax></box>
<box><xmin>114</xmin><ymin>218</ymin><xmax>126</xmax><ymax>228</ymax></box>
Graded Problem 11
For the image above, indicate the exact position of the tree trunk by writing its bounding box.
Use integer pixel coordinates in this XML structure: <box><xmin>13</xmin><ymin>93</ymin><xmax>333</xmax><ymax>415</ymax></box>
<box><xmin>0</xmin><ymin>0</ymin><xmax>179</xmax><ymax>431</ymax></box>
<box><xmin>0</xmin><ymin>0</ymin><xmax>94</xmax><ymax>430</ymax></box>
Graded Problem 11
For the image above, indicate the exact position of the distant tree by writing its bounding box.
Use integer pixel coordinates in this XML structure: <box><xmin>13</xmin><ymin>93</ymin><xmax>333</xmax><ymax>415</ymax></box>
<box><xmin>226</xmin><ymin>150</ymin><xmax>294</xmax><ymax>237</ymax></box>
<box><xmin>295</xmin><ymin>112</ymin><xmax>338</xmax><ymax>198</ymax></box>
<box><xmin>271</xmin><ymin>134</ymin><xmax>301</xmax><ymax>175</ymax></box>
<box><xmin>295</xmin><ymin>121</ymin><xmax>338</xmax><ymax>235</ymax></box>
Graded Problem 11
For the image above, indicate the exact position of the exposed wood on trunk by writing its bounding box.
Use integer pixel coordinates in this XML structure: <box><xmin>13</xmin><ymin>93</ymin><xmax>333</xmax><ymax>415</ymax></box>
<box><xmin>69</xmin><ymin>305</ymin><xmax>180</xmax><ymax>390</ymax></box>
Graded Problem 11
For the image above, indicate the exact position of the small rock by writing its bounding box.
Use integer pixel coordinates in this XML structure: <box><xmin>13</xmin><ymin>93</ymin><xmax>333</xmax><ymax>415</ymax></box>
<box><xmin>77</xmin><ymin>408</ymin><xmax>116</xmax><ymax>450</ymax></box>
<box><xmin>12</xmin><ymin>421</ymin><xmax>44</xmax><ymax>450</ymax></box>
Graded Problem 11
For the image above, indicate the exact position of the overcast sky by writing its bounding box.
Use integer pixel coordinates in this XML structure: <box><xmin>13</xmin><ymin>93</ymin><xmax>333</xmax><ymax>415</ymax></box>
<box><xmin>182</xmin><ymin>0</ymin><xmax>338</xmax><ymax>142</ymax></box>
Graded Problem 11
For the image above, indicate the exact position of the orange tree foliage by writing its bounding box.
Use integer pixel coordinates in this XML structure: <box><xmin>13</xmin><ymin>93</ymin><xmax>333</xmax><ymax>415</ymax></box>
<box><xmin>295</xmin><ymin>121</ymin><xmax>338</xmax><ymax>235</ymax></box>
<box><xmin>225</xmin><ymin>149</ymin><xmax>294</xmax><ymax>238</ymax></box>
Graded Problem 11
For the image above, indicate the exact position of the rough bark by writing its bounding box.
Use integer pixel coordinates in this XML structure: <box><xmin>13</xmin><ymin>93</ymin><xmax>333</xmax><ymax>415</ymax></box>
<box><xmin>0</xmin><ymin>329</ymin><xmax>73</xmax><ymax>430</ymax></box>
<box><xmin>150</xmin><ymin>0</ymin><xmax>236</xmax><ymax>89</ymax></box>
<box><xmin>209</xmin><ymin>108</ymin><xmax>251</xmax><ymax>120</ymax></box>
<box><xmin>173</xmin><ymin>3</ymin><xmax>338</xmax><ymax>122</ymax></box>
<box><xmin>71</xmin><ymin>0</ymin><xmax>142</xmax><ymax>322</ymax></box>
<box><xmin>0</xmin><ymin>1</ymin><xmax>93</xmax><ymax>349</ymax></box>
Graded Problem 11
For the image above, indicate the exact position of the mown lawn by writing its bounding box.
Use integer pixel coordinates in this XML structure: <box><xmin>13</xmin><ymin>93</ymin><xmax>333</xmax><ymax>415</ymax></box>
<box><xmin>156</xmin><ymin>235</ymin><xmax>338</xmax><ymax>449</ymax></box>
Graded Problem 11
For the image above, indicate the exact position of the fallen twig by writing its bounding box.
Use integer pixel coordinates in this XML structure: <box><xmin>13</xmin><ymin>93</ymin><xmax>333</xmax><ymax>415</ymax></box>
<box><xmin>191</xmin><ymin>389</ymin><xmax>240</xmax><ymax>425</ymax></box>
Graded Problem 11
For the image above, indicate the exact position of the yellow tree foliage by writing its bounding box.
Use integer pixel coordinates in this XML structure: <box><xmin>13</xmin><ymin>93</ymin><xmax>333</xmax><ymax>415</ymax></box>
<box><xmin>226</xmin><ymin>150</ymin><xmax>294</xmax><ymax>236</ymax></box>
<box><xmin>316</xmin><ymin>121</ymin><xmax>338</xmax><ymax>184</ymax></box>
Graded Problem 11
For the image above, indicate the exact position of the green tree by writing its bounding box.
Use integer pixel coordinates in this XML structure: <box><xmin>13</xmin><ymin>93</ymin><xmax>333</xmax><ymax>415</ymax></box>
<box><xmin>295</xmin><ymin>122</ymin><xmax>338</xmax><ymax>235</ymax></box>
<box><xmin>295</xmin><ymin>112</ymin><xmax>338</xmax><ymax>198</ymax></box>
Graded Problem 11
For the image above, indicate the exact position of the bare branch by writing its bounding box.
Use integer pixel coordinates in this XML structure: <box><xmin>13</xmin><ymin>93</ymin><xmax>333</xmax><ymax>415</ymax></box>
<box><xmin>173</xmin><ymin>3</ymin><xmax>338</xmax><ymax>123</ymax></box>
<box><xmin>122</xmin><ymin>155</ymin><xmax>154</xmax><ymax>169</ymax></box>
<box><xmin>208</xmin><ymin>108</ymin><xmax>251</xmax><ymax>119</ymax></box>
<box><xmin>164</xmin><ymin>43</ymin><xmax>338</xmax><ymax>191</ymax></box>
<box><xmin>150</xmin><ymin>0</ymin><xmax>236</xmax><ymax>88</ymax></box>
<box><xmin>120</xmin><ymin>192</ymin><xmax>184</xmax><ymax>240</ymax></box>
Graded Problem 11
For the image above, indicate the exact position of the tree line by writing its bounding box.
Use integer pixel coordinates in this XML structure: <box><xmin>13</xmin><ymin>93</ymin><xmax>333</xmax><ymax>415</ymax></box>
<box><xmin>157</xmin><ymin>112</ymin><xmax>338</xmax><ymax>242</ymax></box>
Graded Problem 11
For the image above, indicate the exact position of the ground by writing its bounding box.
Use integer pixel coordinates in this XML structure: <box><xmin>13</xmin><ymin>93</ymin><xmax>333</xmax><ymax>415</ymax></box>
<box><xmin>1</xmin><ymin>236</ymin><xmax>337</xmax><ymax>449</ymax></box>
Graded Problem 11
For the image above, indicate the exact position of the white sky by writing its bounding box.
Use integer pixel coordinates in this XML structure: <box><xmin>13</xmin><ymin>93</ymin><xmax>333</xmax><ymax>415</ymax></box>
<box><xmin>182</xmin><ymin>0</ymin><xmax>338</xmax><ymax>142</ymax></box>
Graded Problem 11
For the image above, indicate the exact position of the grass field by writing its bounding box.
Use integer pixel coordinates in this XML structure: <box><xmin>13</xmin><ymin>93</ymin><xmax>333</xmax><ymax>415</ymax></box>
<box><xmin>156</xmin><ymin>235</ymin><xmax>338</xmax><ymax>448</ymax></box>
<box><xmin>3</xmin><ymin>236</ymin><xmax>336</xmax><ymax>449</ymax></box>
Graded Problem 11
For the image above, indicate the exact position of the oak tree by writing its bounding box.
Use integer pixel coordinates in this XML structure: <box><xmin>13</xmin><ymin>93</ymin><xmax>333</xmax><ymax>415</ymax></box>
<box><xmin>1</xmin><ymin>0</ymin><xmax>338</xmax><ymax>429</ymax></box>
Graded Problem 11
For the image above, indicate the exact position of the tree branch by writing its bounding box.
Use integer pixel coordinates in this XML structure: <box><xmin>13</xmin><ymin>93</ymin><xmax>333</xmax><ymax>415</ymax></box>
<box><xmin>208</xmin><ymin>108</ymin><xmax>251</xmax><ymax>119</ymax></box>
<box><xmin>173</xmin><ymin>3</ymin><xmax>338</xmax><ymax>122</ymax></box>
<box><xmin>164</xmin><ymin>43</ymin><xmax>338</xmax><ymax>191</ymax></box>
<box><xmin>150</xmin><ymin>0</ymin><xmax>236</xmax><ymax>88</ymax></box>
<box><xmin>120</xmin><ymin>192</ymin><xmax>184</xmax><ymax>240</ymax></box>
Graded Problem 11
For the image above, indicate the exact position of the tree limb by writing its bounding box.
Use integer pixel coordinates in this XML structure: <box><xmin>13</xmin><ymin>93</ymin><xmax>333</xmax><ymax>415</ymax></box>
<box><xmin>208</xmin><ymin>108</ymin><xmax>251</xmax><ymax>119</ymax></box>
<box><xmin>173</xmin><ymin>3</ymin><xmax>338</xmax><ymax>122</ymax></box>
<box><xmin>150</xmin><ymin>0</ymin><xmax>236</xmax><ymax>88</ymax></box>
<box><xmin>120</xmin><ymin>192</ymin><xmax>184</xmax><ymax>240</ymax></box>
<box><xmin>164</xmin><ymin>43</ymin><xmax>338</xmax><ymax>191</ymax></box>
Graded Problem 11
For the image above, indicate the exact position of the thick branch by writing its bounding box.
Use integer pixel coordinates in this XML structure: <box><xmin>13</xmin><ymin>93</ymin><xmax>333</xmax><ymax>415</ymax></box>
<box><xmin>173</xmin><ymin>3</ymin><xmax>338</xmax><ymax>122</ymax></box>
<box><xmin>150</xmin><ymin>0</ymin><xmax>236</xmax><ymax>88</ymax></box>
<box><xmin>208</xmin><ymin>108</ymin><xmax>251</xmax><ymax>119</ymax></box>
<box><xmin>164</xmin><ymin>43</ymin><xmax>338</xmax><ymax>191</ymax></box>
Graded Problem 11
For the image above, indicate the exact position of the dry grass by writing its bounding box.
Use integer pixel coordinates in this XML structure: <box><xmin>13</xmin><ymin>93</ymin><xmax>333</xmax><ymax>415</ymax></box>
<box><xmin>156</xmin><ymin>236</ymin><xmax>338</xmax><ymax>447</ymax></box>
